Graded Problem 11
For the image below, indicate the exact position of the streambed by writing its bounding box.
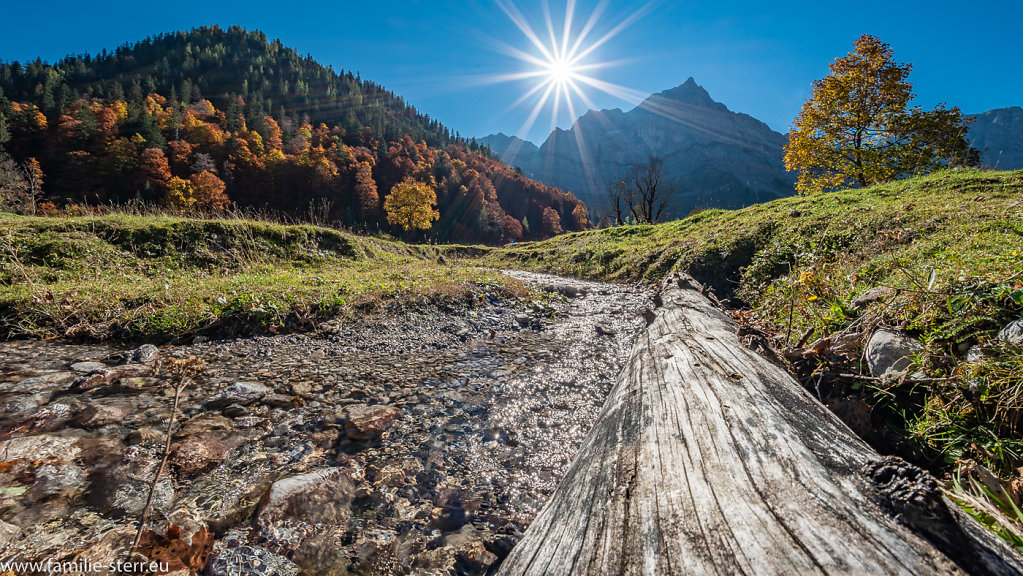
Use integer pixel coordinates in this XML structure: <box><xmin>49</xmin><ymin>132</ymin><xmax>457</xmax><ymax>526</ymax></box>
<box><xmin>0</xmin><ymin>271</ymin><xmax>653</xmax><ymax>575</ymax></box>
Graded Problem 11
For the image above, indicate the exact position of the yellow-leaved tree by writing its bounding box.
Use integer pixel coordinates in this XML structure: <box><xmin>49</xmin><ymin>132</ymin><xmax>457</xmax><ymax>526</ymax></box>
<box><xmin>785</xmin><ymin>35</ymin><xmax>978</xmax><ymax>194</ymax></box>
<box><xmin>384</xmin><ymin>178</ymin><xmax>439</xmax><ymax>232</ymax></box>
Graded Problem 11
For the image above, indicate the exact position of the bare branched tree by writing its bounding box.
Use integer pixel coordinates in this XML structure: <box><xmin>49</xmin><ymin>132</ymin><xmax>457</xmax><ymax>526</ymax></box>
<box><xmin>607</xmin><ymin>156</ymin><xmax>676</xmax><ymax>225</ymax></box>
<box><xmin>629</xmin><ymin>156</ymin><xmax>674</xmax><ymax>224</ymax></box>
<box><xmin>606</xmin><ymin>177</ymin><xmax>629</xmax><ymax>226</ymax></box>
<box><xmin>0</xmin><ymin>149</ymin><xmax>40</xmax><ymax>214</ymax></box>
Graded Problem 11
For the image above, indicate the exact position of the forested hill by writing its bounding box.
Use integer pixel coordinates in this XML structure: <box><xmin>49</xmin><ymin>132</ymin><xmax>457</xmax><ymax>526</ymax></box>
<box><xmin>0</xmin><ymin>26</ymin><xmax>587</xmax><ymax>242</ymax></box>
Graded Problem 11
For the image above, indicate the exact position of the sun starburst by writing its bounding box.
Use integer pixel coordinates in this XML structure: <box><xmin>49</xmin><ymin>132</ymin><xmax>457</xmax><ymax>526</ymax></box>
<box><xmin>489</xmin><ymin>0</ymin><xmax>655</xmax><ymax>140</ymax></box>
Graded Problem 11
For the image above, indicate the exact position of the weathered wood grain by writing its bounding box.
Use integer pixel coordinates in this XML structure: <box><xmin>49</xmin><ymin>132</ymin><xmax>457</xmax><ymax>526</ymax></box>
<box><xmin>498</xmin><ymin>273</ymin><xmax>1022</xmax><ymax>576</ymax></box>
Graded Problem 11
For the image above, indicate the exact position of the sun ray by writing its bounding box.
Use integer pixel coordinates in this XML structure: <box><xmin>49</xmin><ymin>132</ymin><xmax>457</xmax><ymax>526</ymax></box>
<box><xmin>568</xmin><ymin>0</ymin><xmax>609</xmax><ymax>59</ymax></box>
<box><xmin>517</xmin><ymin>80</ymin><xmax>558</xmax><ymax>139</ymax></box>
<box><xmin>561</xmin><ymin>0</ymin><xmax>575</xmax><ymax>62</ymax></box>
<box><xmin>542</xmin><ymin>0</ymin><xmax>560</xmax><ymax>60</ymax></box>
<box><xmin>570</xmin><ymin>1</ymin><xmax>656</xmax><ymax>64</ymax></box>
<box><xmin>495</xmin><ymin>0</ymin><xmax>556</xmax><ymax>63</ymax></box>
<box><xmin>507</xmin><ymin>76</ymin><xmax>556</xmax><ymax>111</ymax></box>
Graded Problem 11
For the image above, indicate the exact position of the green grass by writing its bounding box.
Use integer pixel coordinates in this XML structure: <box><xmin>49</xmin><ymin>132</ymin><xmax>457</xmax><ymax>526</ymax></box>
<box><xmin>0</xmin><ymin>213</ymin><xmax>524</xmax><ymax>342</ymax></box>
<box><xmin>457</xmin><ymin>168</ymin><xmax>1023</xmax><ymax>481</ymax></box>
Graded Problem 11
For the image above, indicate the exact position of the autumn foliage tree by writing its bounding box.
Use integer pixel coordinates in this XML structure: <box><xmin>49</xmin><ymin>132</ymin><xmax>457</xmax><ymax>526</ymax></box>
<box><xmin>384</xmin><ymin>178</ymin><xmax>439</xmax><ymax>233</ymax></box>
<box><xmin>785</xmin><ymin>35</ymin><xmax>978</xmax><ymax>194</ymax></box>
<box><xmin>164</xmin><ymin>170</ymin><xmax>229</xmax><ymax>211</ymax></box>
<box><xmin>541</xmin><ymin>206</ymin><xmax>563</xmax><ymax>237</ymax></box>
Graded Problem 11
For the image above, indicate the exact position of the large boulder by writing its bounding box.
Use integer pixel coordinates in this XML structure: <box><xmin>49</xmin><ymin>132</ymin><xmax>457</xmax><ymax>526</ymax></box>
<box><xmin>866</xmin><ymin>329</ymin><xmax>924</xmax><ymax>377</ymax></box>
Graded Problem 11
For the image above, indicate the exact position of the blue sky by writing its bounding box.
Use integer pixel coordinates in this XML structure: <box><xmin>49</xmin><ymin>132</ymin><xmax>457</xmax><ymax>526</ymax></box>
<box><xmin>1</xmin><ymin>0</ymin><xmax>1020</xmax><ymax>143</ymax></box>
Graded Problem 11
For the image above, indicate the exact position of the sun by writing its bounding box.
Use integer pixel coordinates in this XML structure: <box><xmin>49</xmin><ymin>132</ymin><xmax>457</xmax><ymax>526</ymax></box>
<box><xmin>547</xmin><ymin>57</ymin><xmax>577</xmax><ymax>85</ymax></box>
<box><xmin>485</xmin><ymin>0</ymin><xmax>655</xmax><ymax>140</ymax></box>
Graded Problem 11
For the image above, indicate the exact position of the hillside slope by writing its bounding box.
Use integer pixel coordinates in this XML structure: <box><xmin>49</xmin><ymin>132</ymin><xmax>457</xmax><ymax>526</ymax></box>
<box><xmin>0</xmin><ymin>26</ymin><xmax>587</xmax><ymax>242</ymax></box>
<box><xmin>0</xmin><ymin>212</ymin><xmax>525</xmax><ymax>341</ymax></box>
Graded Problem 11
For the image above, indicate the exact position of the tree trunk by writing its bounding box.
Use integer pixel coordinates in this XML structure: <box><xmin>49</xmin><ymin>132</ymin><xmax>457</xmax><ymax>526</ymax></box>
<box><xmin>498</xmin><ymin>273</ymin><xmax>1023</xmax><ymax>576</ymax></box>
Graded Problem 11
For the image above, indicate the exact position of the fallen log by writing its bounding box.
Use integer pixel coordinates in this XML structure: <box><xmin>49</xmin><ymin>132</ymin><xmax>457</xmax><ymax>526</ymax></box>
<box><xmin>498</xmin><ymin>273</ymin><xmax>1022</xmax><ymax>576</ymax></box>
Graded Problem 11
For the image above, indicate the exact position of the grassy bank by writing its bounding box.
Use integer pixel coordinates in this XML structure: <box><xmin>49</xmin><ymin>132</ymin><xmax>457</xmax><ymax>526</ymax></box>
<box><xmin>465</xmin><ymin>169</ymin><xmax>1023</xmax><ymax>523</ymax></box>
<box><xmin>0</xmin><ymin>213</ymin><xmax>523</xmax><ymax>342</ymax></box>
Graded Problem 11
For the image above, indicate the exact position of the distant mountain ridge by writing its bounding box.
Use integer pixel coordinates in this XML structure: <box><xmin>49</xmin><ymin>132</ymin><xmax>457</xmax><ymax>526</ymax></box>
<box><xmin>483</xmin><ymin>78</ymin><xmax>796</xmax><ymax>218</ymax></box>
<box><xmin>968</xmin><ymin>107</ymin><xmax>1023</xmax><ymax>170</ymax></box>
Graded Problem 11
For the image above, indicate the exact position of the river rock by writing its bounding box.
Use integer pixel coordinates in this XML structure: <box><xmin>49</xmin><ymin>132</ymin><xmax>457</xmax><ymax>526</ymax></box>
<box><xmin>866</xmin><ymin>329</ymin><xmax>924</xmax><ymax>376</ymax></box>
<box><xmin>454</xmin><ymin>541</ymin><xmax>499</xmax><ymax>576</ymax></box>
<box><xmin>30</xmin><ymin>461</ymin><xmax>87</xmax><ymax>500</ymax></box>
<box><xmin>71</xmin><ymin>361</ymin><xmax>107</xmax><ymax>373</ymax></box>
<box><xmin>179</xmin><ymin>412</ymin><xmax>234</xmax><ymax>436</ymax></box>
<box><xmin>1</xmin><ymin>435</ymin><xmax>86</xmax><ymax>506</ymax></box>
<box><xmin>0</xmin><ymin>392</ymin><xmax>46</xmax><ymax>417</ymax></box>
<box><xmin>170</xmin><ymin>434</ymin><xmax>234</xmax><ymax>476</ymax></box>
<box><xmin>76</xmin><ymin>363</ymin><xmax>159</xmax><ymax>391</ymax></box>
<box><xmin>0</xmin><ymin>434</ymin><xmax>80</xmax><ymax>463</ymax></box>
<box><xmin>258</xmin><ymin>468</ymin><xmax>354</xmax><ymax>528</ymax></box>
<box><xmin>207</xmin><ymin>381</ymin><xmax>271</xmax><ymax>408</ymax></box>
<box><xmin>103</xmin><ymin>344</ymin><xmax>160</xmax><ymax>366</ymax></box>
<box><xmin>429</xmin><ymin>501</ymin><xmax>467</xmax><ymax>532</ymax></box>
<box><xmin>343</xmin><ymin>404</ymin><xmax>401</xmax><ymax>440</ymax></box>
<box><xmin>257</xmin><ymin>468</ymin><xmax>354</xmax><ymax>571</ymax></box>
<box><xmin>206</xmin><ymin>545</ymin><xmax>299</xmax><ymax>576</ymax></box>
<box><xmin>221</xmin><ymin>403</ymin><xmax>249</xmax><ymax>417</ymax></box>
<box><xmin>0</xmin><ymin>519</ymin><xmax>20</xmax><ymax>547</ymax></box>
<box><xmin>20</xmin><ymin>402</ymin><xmax>77</xmax><ymax>434</ymax></box>
<box><xmin>999</xmin><ymin>319</ymin><xmax>1023</xmax><ymax>346</ymax></box>
<box><xmin>72</xmin><ymin>398</ymin><xmax>134</xmax><ymax>429</ymax></box>
<box><xmin>484</xmin><ymin>534</ymin><xmax>519</xmax><ymax>562</ymax></box>
<box><xmin>263</xmin><ymin>393</ymin><xmax>294</xmax><ymax>407</ymax></box>
<box><xmin>2</xmin><ymin>370</ymin><xmax>78</xmax><ymax>394</ymax></box>
<box><xmin>89</xmin><ymin>445</ymin><xmax>174</xmax><ymax>517</ymax></box>
<box><xmin>126</xmin><ymin>425</ymin><xmax>163</xmax><ymax>446</ymax></box>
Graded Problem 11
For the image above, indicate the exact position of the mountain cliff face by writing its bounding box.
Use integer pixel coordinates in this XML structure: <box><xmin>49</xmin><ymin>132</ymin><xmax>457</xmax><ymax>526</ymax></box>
<box><xmin>968</xmin><ymin>107</ymin><xmax>1023</xmax><ymax>170</ymax></box>
<box><xmin>483</xmin><ymin>78</ymin><xmax>796</xmax><ymax>218</ymax></box>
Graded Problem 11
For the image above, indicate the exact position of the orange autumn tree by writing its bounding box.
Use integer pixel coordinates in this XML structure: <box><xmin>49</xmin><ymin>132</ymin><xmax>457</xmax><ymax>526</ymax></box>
<box><xmin>137</xmin><ymin>148</ymin><xmax>172</xmax><ymax>196</ymax></box>
<box><xmin>353</xmin><ymin>161</ymin><xmax>379</xmax><ymax>221</ymax></box>
<box><xmin>384</xmin><ymin>178</ymin><xmax>438</xmax><ymax>232</ymax></box>
<box><xmin>541</xmin><ymin>206</ymin><xmax>563</xmax><ymax>237</ymax></box>
<box><xmin>785</xmin><ymin>35</ymin><xmax>978</xmax><ymax>194</ymax></box>
<box><xmin>190</xmin><ymin>170</ymin><xmax>230</xmax><ymax>210</ymax></box>
<box><xmin>164</xmin><ymin>171</ymin><xmax>230</xmax><ymax>211</ymax></box>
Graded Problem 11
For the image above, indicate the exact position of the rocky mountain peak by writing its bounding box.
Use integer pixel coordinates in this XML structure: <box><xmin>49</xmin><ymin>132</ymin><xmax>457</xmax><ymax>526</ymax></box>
<box><xmin>637</xmin><ymin>77</ymin><xmax>723</xmax><ymax>112</ymax></box>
